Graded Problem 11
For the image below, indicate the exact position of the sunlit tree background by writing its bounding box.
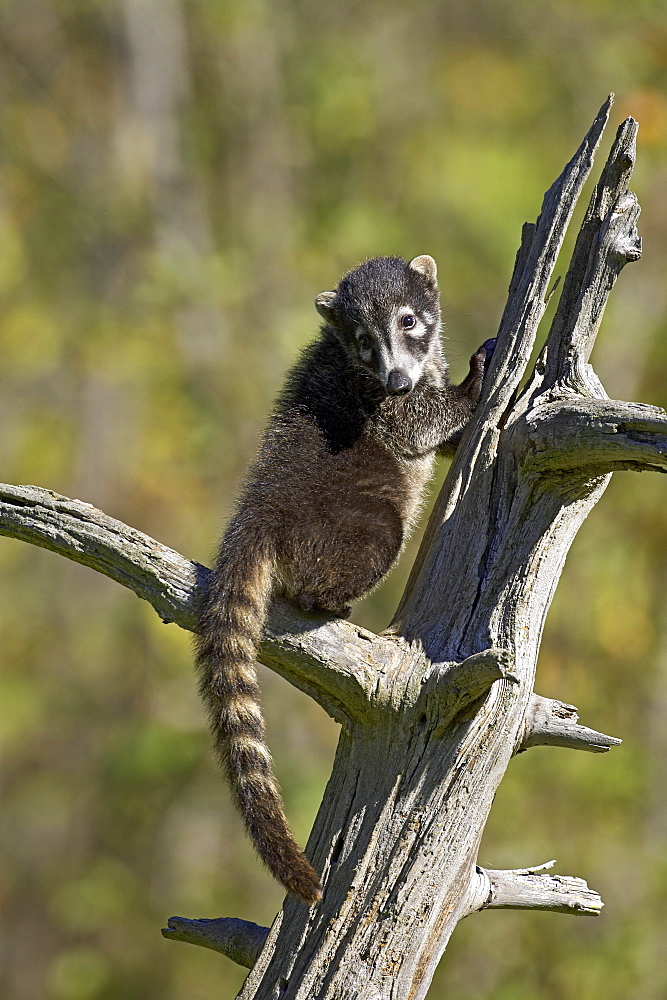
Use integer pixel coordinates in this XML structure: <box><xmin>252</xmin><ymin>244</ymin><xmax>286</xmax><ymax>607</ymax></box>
<box><xmin>1</xmin><ymin>1</ymin><xmax>667</xmax><ymax>998</ymax></box>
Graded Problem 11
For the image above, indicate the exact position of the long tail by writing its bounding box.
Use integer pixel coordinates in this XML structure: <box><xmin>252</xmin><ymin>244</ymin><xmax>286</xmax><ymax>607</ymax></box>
<box><xmin>195</xmin><ymin>533</ymin><xmax>322</xmax><ymax>905</ymax></box>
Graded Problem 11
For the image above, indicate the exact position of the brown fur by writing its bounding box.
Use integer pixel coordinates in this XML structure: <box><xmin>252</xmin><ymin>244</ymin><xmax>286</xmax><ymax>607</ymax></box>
<box><xmin>195</xmin><ymin>256</ymin><xmax>493</xmax><ymax>904</ymax></box>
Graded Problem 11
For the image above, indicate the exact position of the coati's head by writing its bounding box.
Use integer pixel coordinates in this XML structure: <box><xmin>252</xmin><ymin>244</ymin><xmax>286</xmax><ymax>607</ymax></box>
<box><xmin>315</xmin><ymin>255</ymin><xmax>443</xmax><ymax>396</ymax></box>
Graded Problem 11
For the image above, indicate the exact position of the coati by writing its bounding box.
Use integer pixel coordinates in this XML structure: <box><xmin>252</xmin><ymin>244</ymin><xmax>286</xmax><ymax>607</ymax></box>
<box><xmin>195</xmin><ymin>254</ymin><xmax>494</xmax><ymax>905</ymax></box>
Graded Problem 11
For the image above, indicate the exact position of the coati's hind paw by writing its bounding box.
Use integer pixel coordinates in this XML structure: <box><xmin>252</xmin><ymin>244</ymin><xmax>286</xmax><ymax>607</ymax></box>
<box><xmin>295</xmin><ymin>593</ymin><xmax>352</xmax><ymax>619</ymax></box>
<box><xmin>294</xmin><ymin>593</ymin><xmax>317</xmax><ymax>614</ymax></box>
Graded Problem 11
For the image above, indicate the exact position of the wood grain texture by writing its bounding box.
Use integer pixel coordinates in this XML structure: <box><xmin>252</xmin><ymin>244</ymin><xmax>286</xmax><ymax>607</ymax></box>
<box><xmin>468</xmin><ymin>862</ymin><xmax>603</xmax><ymax>916</ymax></box>
<box><xmin>162</xmin><ymin>917</ymin><xmax>269</xmax><ymax>967</ymax></box>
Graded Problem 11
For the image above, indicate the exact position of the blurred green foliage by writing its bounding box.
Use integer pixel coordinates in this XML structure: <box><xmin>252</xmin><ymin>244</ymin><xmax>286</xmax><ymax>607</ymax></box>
<box><xmin>1</xmin><ymin>1</ymin><xmax>667</xmax><ymax>998</ymax></box>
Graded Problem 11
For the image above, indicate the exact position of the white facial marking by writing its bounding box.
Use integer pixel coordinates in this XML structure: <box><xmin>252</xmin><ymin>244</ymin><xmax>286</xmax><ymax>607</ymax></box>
<box><xmin>357</xmin><ymin>305</ymin><xmax>443</xmax><ymax>391</ymax></box>
<box><xmin>393</xmin><ymin>351</ymin><xmax>425</xmax><ymax>386</ymax></box>
<box><xmin>395</xmin><ymin>305</ymin><xmax>427</xmax><ymax>338</ymax></box>
<box><xmin>380</xmin><ymin>305</ymin><xmax>426</xmax><ymax>385</ymax></box>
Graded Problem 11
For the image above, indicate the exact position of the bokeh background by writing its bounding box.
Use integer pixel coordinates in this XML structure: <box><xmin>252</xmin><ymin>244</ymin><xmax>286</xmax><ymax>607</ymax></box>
<box><xmin>1</xmin><ymin>1</ymin><xmax>667</xmax><ymax>998</ymax></box>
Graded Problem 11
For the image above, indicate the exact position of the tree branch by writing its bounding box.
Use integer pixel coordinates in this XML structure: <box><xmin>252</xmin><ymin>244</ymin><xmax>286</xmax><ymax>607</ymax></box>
<box><xmin>518</xmin><ymin>693</ymin><xmax>622</xmax><ymax>753</ymax></box>
<box><xmin>392</xmin><ymin>96</ymin><xmax>613</xmax><ymax>646</ymax></box>
<box><xmin>466</xmin><ymin>862</ymin><xmax>603</xmax><ymax>917</ymax></box>
<box><xmin>518</xmin><ymin>398</ymin><xmax>667</xmax><ymax>477</ymax></box>
<box><xmin>480</xmin><ymin>95</ymin><xmax>612</xmax><ymax>420</ymax></box>
<box><xmin>442</xmin><ymin>648</ymin><xmax>519</xmax><ymax>696</ymax></box>
<box><xmin>0</xmin><ymin>484</ymin><xmax>204</xmax><ymax>628</ymax></box>
<box><xmin>539</xmin><ymin>115</ymin><xmax>641</xmax><ymax>392</ymax></box>
<box><xmin>0</xmin><ymin>484</ymin><xmax>383</xmax><ymax>725</ymax></box>
<box><xmin>420</xmin><ymin>648</ymin><xmax>519</xmax><ymax>734</ymax></box>
<box><xmin>515</xmin><ymin>114</ymin><xmax>640</xmax><ymax>419</ymax></box>
<box><xmin>162</xmin><ymin>916</ymin><xmax>269</xmax><ymax>966</ymax></box>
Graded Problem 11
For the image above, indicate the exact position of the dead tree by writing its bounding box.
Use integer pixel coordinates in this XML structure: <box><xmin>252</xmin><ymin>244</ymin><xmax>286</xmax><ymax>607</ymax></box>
<box><xmin>1</xmin><ymin>98</ymin><xmax>664</xmax><ymax>999</ymax></box>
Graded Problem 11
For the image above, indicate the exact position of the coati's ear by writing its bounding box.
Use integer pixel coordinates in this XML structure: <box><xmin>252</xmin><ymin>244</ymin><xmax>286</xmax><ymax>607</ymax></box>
<box><xmin>315</xmin><ymin>291</ymin><xmax>338</xmax><ymax>327</ymax></box>
<box><xmin>409</xmin><ymin>255</ymin><xmax>438</xmax><ymax>287</ymax></box>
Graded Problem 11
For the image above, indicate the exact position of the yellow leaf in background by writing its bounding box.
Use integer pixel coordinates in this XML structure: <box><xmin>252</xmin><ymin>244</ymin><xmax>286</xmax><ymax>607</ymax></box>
<box><xmin>596</xmin><ymin>597</ymin><xmax>655</xmax><ymax>661</ymax></box>
<box><xmin>0</xmin><ymin>213</ymin><xmax>25</xmax><ymax>292</ymax></box>
<box><xmin>13</xmin><ymin>102</ymin><xmax>69</xmax><ymax>175</ymax></box>
<box><xmin>618</xmin><ymin>88</ymin><xmax>667</xmax><ymax>147</ymax></box>
<box><xmin>442</xmin><ymin>47</ymin><xmax>543</xmax><ymax>123</ymax></box>
<box><xmin>0</xmin><ymin>303</ymin><xmax>61</xmax><ymax>373</ymax></box>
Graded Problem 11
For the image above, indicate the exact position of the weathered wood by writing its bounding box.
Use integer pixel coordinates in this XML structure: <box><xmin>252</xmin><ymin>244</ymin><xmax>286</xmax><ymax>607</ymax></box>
<box><xmin>0</xmin><ymin>484</ymin><xmax>383</xmax><ymax>726</ymax></box>
<box><xmin>519</xmin><ymin>694</ymin><xmax>622</xmax><ymax>753</ymax></box>
<box><xmin>162</xmin><ymin>916</ymin><xmax>269</xmax><ymax>967</ymax></box>
<box><xmin>467</xmin><ymin>861</ymin><xmax>603</xmax><ymax>916</ymax></box>
<box><xmin>517</xmin><ymin>398</ymin><xmax>667</xmax><ymax>476</ymax></box>
<box><xmin>1</xmin><ymin>99</ymin><xmax>663</xmax><ymax>1000</ymax></box>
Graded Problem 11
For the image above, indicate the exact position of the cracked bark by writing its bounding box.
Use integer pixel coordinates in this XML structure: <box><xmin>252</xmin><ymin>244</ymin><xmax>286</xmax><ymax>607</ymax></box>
<box><xmin>1</xmin><ymin>98</ymin><xmax>664</xmax><ymax>999</ymax></box>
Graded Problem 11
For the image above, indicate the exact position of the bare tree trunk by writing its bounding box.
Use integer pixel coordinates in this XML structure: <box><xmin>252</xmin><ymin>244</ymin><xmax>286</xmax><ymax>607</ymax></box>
<box><xmin>1</xmin><ymin>98</ymin><xmax>664</xmax><ymax>1000</ymax></box>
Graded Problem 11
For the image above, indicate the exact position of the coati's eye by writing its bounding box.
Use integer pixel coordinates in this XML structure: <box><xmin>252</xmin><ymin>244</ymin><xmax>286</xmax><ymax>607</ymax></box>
<box><xmin>357</xmin><ymin>333</ymin><xmax>372</xmax><ymax>352</ymax></box>
<box><xmin>401</xmin><ymin>314</ymin><xmax>417</xmax><ymax>330</ymax></box>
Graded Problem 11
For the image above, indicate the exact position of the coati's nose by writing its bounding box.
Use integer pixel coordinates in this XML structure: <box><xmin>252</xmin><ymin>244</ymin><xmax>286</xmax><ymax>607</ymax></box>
<box><xmin>386</xmin><ymin>369</ymin><xmax>413</xmax><ymax>395</ymax></box>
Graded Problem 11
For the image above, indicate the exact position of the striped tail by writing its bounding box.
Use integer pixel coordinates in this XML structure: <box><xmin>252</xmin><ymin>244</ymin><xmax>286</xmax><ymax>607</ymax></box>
<box><xmin>195</xmin><ymin>535</ymin><xmax>322</xmax><ymax>905</ymax></box>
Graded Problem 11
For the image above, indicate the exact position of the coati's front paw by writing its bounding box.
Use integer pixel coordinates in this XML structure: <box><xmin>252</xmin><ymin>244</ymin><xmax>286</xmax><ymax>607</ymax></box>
<box><xmin>469</xmin><ymin>338</ymin><xmax>496</xmax><ymax>378</ymax></box>
<box><xmin>482</xmin><ymin>338</ymin><xmax>496</xmax><ymax>375</ymax></box>
<box><xmin>480</xmin><ymin>338</ymin><xmax>496</xmax><ymax>364</ymax></box>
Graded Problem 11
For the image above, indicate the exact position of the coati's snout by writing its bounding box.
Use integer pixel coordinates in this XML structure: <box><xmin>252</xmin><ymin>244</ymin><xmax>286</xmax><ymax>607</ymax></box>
<box><xmin>386</xmin><ymin>369</ymin><xmax>413</xmax><ymax>395</ymax></box>
<box><xmin>315</xmin><ymin>253</ymin><xmax>443</xmax><ymax>397</ymax></box>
